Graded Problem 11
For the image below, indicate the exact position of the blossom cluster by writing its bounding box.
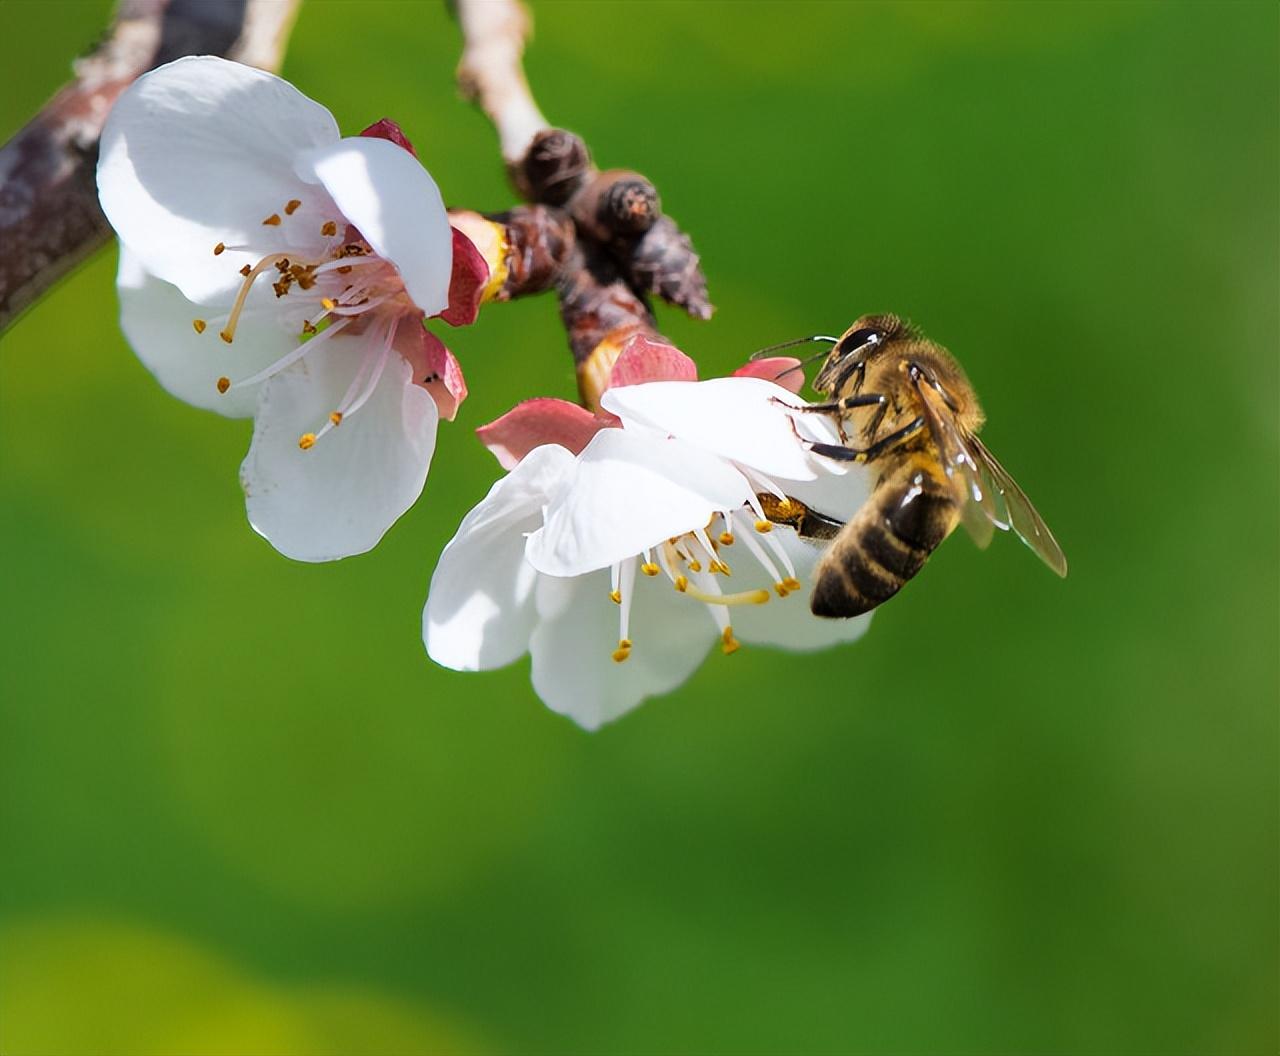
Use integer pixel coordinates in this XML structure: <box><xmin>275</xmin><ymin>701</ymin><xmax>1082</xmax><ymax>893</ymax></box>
<box><xmin>98</xmin><ymin>57</ymin><xmax>872</xmax><ymax>729</ymax></box>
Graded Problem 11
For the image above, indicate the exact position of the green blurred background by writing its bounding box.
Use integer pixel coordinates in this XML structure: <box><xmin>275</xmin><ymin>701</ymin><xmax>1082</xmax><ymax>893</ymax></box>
<box><xmin>2</xmin><ymin>2</ymin><xmax>1276</xmax><ymax>1053</ymax></box>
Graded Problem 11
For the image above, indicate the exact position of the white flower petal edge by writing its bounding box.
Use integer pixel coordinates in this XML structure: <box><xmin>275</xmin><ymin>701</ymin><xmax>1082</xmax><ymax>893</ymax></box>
<box><xmin>98</xmin><ymin>56</ymin><xmax>340</xmax><ymax>304</ymax></box>
<box><xmin>601</xmin><ymin>377</ymin><xmax>835</xmax><ymax>482</ymax></box>
<box><xmin>526</xmin><ymin>428</ymin><xmax>752</xmax><ymax>579</ymax></box>
<box><xmin>425</xmin><ymin>445</ymin><xmax>576</xmax><ymax>671</ymax></box>
<box><xmin>529</xmin><ymin>569</ymin><xmax>715</xmax><ymax>730</ymax></box>
<box><xmin>241</xmin><ymin>337</ymin><xmax>439</xmax><ymax>562</ymax></box>
<box><xmin>296</xmin><ymin>137</ymin><xmax>453</xmax><ymax>317</ymax></box>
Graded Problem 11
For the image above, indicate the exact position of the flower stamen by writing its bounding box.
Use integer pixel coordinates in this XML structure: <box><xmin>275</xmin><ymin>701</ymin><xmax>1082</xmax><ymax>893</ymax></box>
<box><xmin>221</xmin><ymin>316</ymin><xmax>352</xmax><ymax>393</ymax></box>
<box><xmin>219</xmin><ymin>252</ymin><xmax>293</xmax><ymax>343</ymax></box>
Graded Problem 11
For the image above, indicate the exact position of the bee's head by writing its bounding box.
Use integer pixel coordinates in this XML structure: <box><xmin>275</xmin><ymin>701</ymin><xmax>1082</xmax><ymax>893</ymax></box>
<box><xmin>813</xmin><ymin>314</ymin><xmax>908</xmax><ymax>394</ymax></box>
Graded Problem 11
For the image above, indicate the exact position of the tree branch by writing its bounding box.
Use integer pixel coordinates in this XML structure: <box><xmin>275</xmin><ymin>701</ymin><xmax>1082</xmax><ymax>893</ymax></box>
<box><xmin>454</xmin><ymin>0</ymin><xmax>548</xmax><ymax>174</ymax></box>
<box><xmin>0</xmin><ymin>0</ymin><xmax>301</xmax><ymax>335</ymax></box>
<box><xmin>453</xmin><ymin>0</ymin><xmax>712</xmax><ymax>411</ymax></box>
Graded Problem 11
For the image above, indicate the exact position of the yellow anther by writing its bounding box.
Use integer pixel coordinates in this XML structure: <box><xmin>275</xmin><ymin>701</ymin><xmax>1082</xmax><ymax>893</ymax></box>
<box><xmin>298</xmin><ymin>432</ymin><xmax>316</xmax><ymax>450</ymax></box>
<box><xmin>213</xmin><ymin>241</ymin><xmax>226</xmax><ymax>255</ymax></box>
<box><xmin>710</xmin><ymin>559</ymin><xmax>732</xmax><ymax>575</ymax></box>
<box><xmin>641</xmin><ymin>562</ymin><xmax>660</xmax><ymax>577</ymax></box>
<box><xmin>718</xmin><ymin>531</ymin><xmax>735</xmax><ymax>546</ymax></box>
<box><xmin>218</xmin><ymin>329</ymin><xmax>233</xmax><ymax>344</ymax></box>
<box><xmin>781</xmin><ymin>576</ymin><xmax>802</xmax><ymax>593</ymax></box>
<box><xmin>320</xmin><ymin>297</ymin><xmax>337</xmax><ymax>310</ymax></box>
<box><xmin>774</xmin><ymin>582</ymin><xmax>790</xmax><ymax>597</ymax></box>
<box><xmin>754</xmin><ymin>519</ymin><xmax>773</xmax><ymax>533</ymax></box>
<box><xmin>329</xmin><ymin>411</ymin><xmax>343</xmax><ymax>427</ymax></box>
<box><xmin>321</xmin><ymin>220</ymin><xmax>338</xmax><ymax>236</ymax></box>
<box><xmin>192</xmin><ymin>319</ymin><xmax>207</xmax><ymax>334</ymax></box>
<box><xmin>216</xmin><ymin>376</ymin><xmax>231</xmax><ymax>394</ymax></box>
<box><xmin>673</xmin><ymin>575</ymin><xmax>688</xmax><ymax>593</ymax></box>
<box><xmin>608</xmin><ymin>589</ymin><xmax>622</xmax><ymax>604</ymax></box>
<box><xmin>721</xmin><ymin>626</ymin><xmax>741</xmax><ymax>655</ymax></box>
<box><xmin>687</xmin><ymin>560</ymin><xmax>702</xmax><ymax>573</ymax></box>
<box><xmin>262</xmin><ymin>213</ymin><xmax>282</xmax><ymax>226</ymax></box>
<box><xmin>611</xmin><ymin>639</ymin><xmax>633</xmax><ymax>663</ymax></box>
<box><xmin>284</xmin><ymin>198</ymin><xmax>302</xmax><ymax>215</ymax></box>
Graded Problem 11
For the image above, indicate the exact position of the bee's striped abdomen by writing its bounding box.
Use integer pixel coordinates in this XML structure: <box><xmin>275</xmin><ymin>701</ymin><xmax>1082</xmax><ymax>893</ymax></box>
<box><xmin>810</xmin><ymin>462</ymin><xmax>959</xmax><ymax>618</ymax></box>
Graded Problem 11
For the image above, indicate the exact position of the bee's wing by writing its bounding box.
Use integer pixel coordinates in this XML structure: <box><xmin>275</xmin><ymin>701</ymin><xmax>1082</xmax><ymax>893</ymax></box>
<box><xmin>914</xmin><ymin>378</ymin><xmax>1000</xmax><ymax>548</ymax></box>
<box><xmin>967</xmin><ymin>433</ymin><xmax>1068</xmax><ymax>577</ymax></box>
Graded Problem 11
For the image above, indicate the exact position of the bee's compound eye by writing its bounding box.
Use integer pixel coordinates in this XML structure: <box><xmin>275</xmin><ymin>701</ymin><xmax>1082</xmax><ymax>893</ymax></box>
<box><xmin>839</xmin><ymin>327</ymin><xmax>881</xmax><ymax>355</ymax></box>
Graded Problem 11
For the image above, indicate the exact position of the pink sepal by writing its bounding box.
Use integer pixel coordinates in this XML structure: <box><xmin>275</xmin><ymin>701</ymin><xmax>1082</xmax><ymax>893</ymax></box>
<box><xmin>359</xmin><ymin>118</ymin><xmax>418</xmax><ymax>158</ymax></box>
<box><xmin>398</xmin><ymin>325</ymin><xmax>468</xmax><ymax>421</ymax></box>
<box><xmin>731</xmin><ymin>356</ymin><xmax>806</xmax><ymax>394</ymax></box>
<box><xmin>477</xmin><ymin>398</ymin><xmax>610</xmax><ymax>470</ymax></box>
<box><xmin>439</xmin><ymin>228</ymin><xmax>490</xmax><ymax>328</ymax></box>
<box><xmin>608</xmin><ymin>334</ymin><xmax>699</xmax><ymax>388</ymax></box>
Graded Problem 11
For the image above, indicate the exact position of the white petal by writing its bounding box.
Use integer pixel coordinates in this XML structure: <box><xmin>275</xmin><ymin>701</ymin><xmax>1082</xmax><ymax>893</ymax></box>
<box><xmin>601</xmin><ymin>377</ymin><xmax>819</xmax><ymax>481</ymax></box>
<box><xmin>425</xmin><ymin>445</ymin><xmax>577</xmax><ymax>671</ymax></box>
<box><xmin>116</xmin><ymin>249</ymin><xmax>298</xmax><ymax>417</ymax></box>
<box><xmin>98</xmin><ymin>56</ymin><xmax>340</xmax><ymax>303</ymax></box>
<box><xmin>730</xmin><ymin>527</ymin><xmax>874</xmax><ymax>651</ymax></box>
<box><xmin>240</xmin><ymin>335</ymin><xmax>438</xmax><ymax>561</ymax></box>
<box><xmin>526</xmin><ymin>429</ymin><xmax>752</xmax><ymax>578</ymax></box>
<box><xmin>529</xmin><ymin>570</ymin><xmax>715</xmax><ymax>730</ymax></box>
<box><xmin>296</xmin><ymin>137</ymin><xmax>452</xmax><ymax>316</ymax></box>
<box><xmin>772</xmin><ymin>464</ymin><xmax>875</xmax><ymax>526</ymax></box>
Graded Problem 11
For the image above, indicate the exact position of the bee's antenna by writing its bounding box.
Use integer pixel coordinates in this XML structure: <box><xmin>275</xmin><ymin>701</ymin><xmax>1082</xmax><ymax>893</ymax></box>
<box><xmin>748</xmin><ymin>335</ymin><xmax>840</xmax><ymax>361</ymax></box>
<box><xmin>770</xmin><ymin>347</ymin><xmax>833</xmax><ymax>382</ymax></box>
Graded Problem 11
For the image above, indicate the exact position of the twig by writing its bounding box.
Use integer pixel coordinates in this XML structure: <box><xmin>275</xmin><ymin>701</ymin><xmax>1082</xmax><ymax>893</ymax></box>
<box><xmin>0</xmin><ymin>0</ymin><xmax>301</xmax><ymax>335</ymax></box>
<box><xmin>452</xmin><ymin>0</ymin><xmax>713</xmax><ymax>411</ymax></box>
<box><xmin>454</xmin><ymin>0</ymin><xmax>549</xmax><ymax>174</ymax></box>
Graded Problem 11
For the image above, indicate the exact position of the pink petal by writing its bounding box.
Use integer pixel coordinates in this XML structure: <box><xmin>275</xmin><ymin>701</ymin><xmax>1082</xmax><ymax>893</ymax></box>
<box><xmin>607</xmin><ymin>334</ymin><xmax>698</xmax><ymax>388</ymax></box>
<box><xmin>438</xmin><ymin>227</ymin><xmax>490</xmax><ymax>328</ymax></box>
<box><xmin>731</xmin><ymin>356</ymin><xmax>806</xmax><ymax>394</ymax></box>
<box><xmin>359</xmin><ymin>118</ymin><xmax>418</xmax><ymax>157</ymax></box>
<box><xmin>397</xmin><ymin>324</ymin><xmax>468</xmax><ymax>421</ymax></box>
<box><xmin>476</xmin><ymin>398</ymin><xmax>610</xmax><ymax>470</ymax></box>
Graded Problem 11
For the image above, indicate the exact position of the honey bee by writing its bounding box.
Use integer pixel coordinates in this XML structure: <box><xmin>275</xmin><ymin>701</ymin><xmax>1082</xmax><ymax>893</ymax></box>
<box><xmin>759</xmin><ymin>313</ymin><xmax>1067</xmax><ymax>617</ymax></box>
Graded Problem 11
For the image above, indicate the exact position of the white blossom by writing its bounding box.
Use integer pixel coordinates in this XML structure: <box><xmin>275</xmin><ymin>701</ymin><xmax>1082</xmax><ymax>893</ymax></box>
<box><xmin>425</xmin><ymin>351</ymin><xmax>872</xmax><ymax>730</ymax></box>
<box><xmin>98</xmin><ymin>56</ymin><xmax>478</xmax><ymax>561</ymax></box>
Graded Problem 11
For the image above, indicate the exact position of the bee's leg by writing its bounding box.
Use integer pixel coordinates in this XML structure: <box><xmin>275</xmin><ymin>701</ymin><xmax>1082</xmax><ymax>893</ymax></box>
<box><xmin>783</xmin><ymin>394</ymin><xmax>887</xmax><ymax>415</ymax></box>
<box><xmin>755</xmin><ymin>493</ymin><xmax>845</xmax><ymax>540</ymax></box>
<box><xmin>779</xmin><ymin>394</ymin><xmax>887</xmax><ymax>443</ymax></box>
<box><xmin>806</xmin><ymin>416</ymin><xmax>925</xmax><ymax>464</ymax></box>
